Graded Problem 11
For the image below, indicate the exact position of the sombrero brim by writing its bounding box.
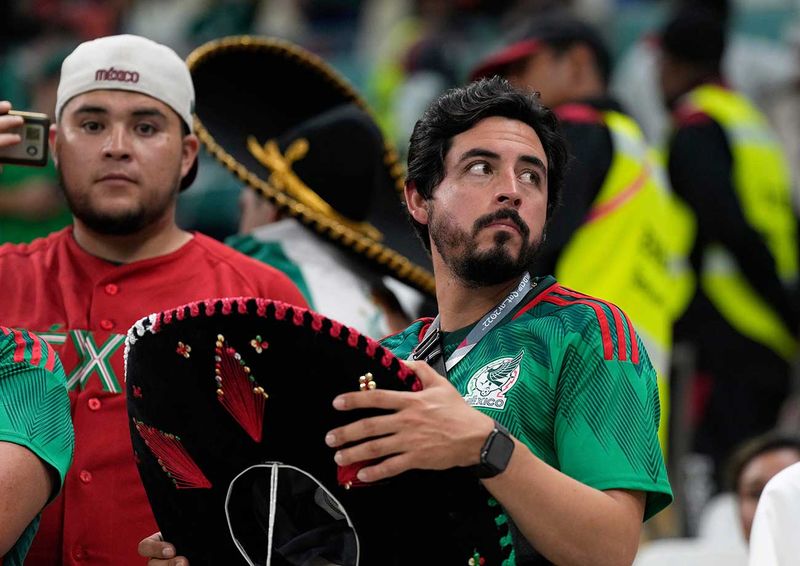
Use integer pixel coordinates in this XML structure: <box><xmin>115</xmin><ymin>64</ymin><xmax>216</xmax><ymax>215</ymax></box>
<box><xmin>125</xmin><ymin>298</ymin><xmax>504</xmax><ymax>564</ymax></box>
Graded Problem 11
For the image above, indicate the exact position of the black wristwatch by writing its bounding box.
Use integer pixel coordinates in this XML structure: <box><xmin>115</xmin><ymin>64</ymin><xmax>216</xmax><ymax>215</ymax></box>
<box><xmin>473</xmin><ymin>420</ymin><xmax>515</xmax><ymax>479</ymax></box>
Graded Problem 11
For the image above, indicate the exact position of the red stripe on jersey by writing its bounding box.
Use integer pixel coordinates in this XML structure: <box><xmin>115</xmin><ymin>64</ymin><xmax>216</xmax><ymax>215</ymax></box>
<box><xmin>28</xmin><ymin>330</ymin><xmax>43</xmax><ymax>367</ymax></box>
<box><xmin>512</xmin><ymin>281</ymin><xmax>560</xmax><ymax>320</ymax></box>
<box><xmin>552</xmin><ymin>286</ymin><xmax>638</xmax><ymax>362</ymax></box>
<box><xmin>11</xmin><ymin>328</ymin><xmax>27</xmax><ymax>363</ymax></box>
<box><xmin>543</xmin><ymin>295</ymin><xmax>614</xmax><ymax>360</ymax></box>
<box><xmin>44</xmin><ymin>341</ymin><xmax>56</xmax><ymax>372</ymax></box>
<box><xmin>555</xmin><ymin>287</ymin><xmax>628</xmax><ymax>361</ymax></box>
<box><xmin>622</xmin><ymin>308</ymin><xmax>639</xmax><ymax>364</ymax></box>
<box><xmin>0</xmin><ymin>326</ymin><xmax>9</xmax><ymax>336</ymax></box>
<box><xmin>584</xmin><ymin>166</ymin><xmax>649</xmax><ymax>224</ymax></box>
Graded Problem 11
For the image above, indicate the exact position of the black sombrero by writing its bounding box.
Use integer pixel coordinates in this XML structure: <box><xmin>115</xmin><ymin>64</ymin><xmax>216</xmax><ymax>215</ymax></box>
<box><xmin>125</xmin><ymin>298</ymin><xmax>507</xmax><ymax>565</ymax></box>
<box><xmin>186</xmin><ymin>36</ymin><xmax>435</xmax><ymax>297</ymax></box>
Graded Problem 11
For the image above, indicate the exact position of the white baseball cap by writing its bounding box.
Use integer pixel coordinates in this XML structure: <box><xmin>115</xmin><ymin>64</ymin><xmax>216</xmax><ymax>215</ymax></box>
<box><xmin>55</xmin><ymin>34</ymin><xmax>195</xmax><ymax>128</ymax></box>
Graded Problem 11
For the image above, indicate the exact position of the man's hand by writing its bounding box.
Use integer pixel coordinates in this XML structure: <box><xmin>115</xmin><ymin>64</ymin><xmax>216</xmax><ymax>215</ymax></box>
<box><xmin>325</xmin><ymin>359</ymin><xmax>494</xmax><ymax>483</ymax></box>
<box><xmin>0</xmin><ymin>101</ymin><xmax>24</xmax><ymax>174</ymax></box>
<box><xmin>137</xmin><ymin>532</ymin><xmax>189</xmax><ymax>566</ymax></box>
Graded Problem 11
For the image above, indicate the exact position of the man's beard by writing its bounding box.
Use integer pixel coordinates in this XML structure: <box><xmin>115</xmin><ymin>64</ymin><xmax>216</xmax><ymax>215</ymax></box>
<box><xmin>430</xmin><ymin>206</ymin><xmax>543</xmax><ymax>287</ymax></box>
<box><xmin>58</xmin><ymin>170</ymin><xmax>180</xmax><ymax>236</ymax></box>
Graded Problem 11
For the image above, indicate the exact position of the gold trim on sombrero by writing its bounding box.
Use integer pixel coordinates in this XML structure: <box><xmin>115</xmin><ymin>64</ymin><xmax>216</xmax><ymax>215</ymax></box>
<box><xmin>187</xmin><ymin>35</ymin><xmax>435</xmax><ymax>296</ymax></box>
<box><xmin>247</xmin><ymin>136</ymin><xmax>383</xmax><ymax>241</ymax></box>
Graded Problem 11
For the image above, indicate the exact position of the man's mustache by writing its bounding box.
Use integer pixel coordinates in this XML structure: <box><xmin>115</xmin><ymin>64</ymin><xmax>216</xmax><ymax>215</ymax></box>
<box><xmin>472</xmin><ymin>209</ymin><xmax>530</xmax><ymax>239</ymax></box>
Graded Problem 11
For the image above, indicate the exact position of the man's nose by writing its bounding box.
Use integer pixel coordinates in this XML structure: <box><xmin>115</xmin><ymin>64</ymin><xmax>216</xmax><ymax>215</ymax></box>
<box><xmin>494</xmin><ymin>171</ymin><xmax>523</xmax><ymax>208</ymax></box>
<box><xmin>102</xmin><ymin>125</ymin><xmax>131</xmax><ymax>159</ymax></box>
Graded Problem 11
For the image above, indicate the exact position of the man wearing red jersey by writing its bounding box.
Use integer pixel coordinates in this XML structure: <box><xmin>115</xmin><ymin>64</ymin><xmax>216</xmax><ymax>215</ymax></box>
<box><xmin>0</xmin><ymin>34</ymin><xmax>306</xmax><ymax>565</ymax></box>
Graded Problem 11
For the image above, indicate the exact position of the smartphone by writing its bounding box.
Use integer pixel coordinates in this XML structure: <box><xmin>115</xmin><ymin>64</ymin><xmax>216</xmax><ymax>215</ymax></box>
<box><xmin>0</xmin><ymin>110</ymin><xmax>50</xmax><ymax>167</ymax></box>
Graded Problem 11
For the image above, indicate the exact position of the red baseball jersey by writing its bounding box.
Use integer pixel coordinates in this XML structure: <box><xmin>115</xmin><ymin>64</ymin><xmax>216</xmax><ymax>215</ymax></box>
<box><xmin>0</xmin><ymin>227</ymin><xmax>307</xmax><ymax>565</ymax></box>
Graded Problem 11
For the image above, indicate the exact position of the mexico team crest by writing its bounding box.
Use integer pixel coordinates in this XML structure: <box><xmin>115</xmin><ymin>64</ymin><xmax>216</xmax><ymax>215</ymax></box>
<box><xmin>463</xmin><ymin>350</ymin><xmax>524</xmax><ymax>410</ymax></box>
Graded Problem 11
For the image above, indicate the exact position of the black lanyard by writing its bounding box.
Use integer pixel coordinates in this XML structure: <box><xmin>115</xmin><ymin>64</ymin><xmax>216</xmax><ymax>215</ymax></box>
<box><xmin>410</xmin><ymin>272</ymin><xmax>535</xmax><ymax>377</ymax></box>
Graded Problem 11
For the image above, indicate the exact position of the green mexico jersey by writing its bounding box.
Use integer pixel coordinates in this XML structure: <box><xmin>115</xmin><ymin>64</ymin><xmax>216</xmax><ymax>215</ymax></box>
<box><xmin>0</xmin><ymin>327</ymin><xmax>74</xmax><ymax>566</ymax></box>
<box><xmin>382</xmin><ymin>275</ymin><xmax>672</xmax><ymax>523</ymax></box>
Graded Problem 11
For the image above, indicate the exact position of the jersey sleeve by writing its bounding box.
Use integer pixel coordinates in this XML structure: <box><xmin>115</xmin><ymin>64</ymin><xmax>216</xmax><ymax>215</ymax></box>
<box><xmin>0</xmin><ymin>328</ymin><xmax>74</xmax><ymax>500</ymax></box>
<box><xmin>379</xmin><ymin>319</ymin><xmax>429</xmax><ymax>360</ymax></box>
<box><xmin>550</xmin><ymin>303</ymin><xmax>672</xmax><ymax>520</ymax></box>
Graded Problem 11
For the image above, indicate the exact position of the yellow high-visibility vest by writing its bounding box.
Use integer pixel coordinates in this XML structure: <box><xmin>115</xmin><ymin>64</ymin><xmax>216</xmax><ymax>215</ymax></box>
<box><xmin>555</xmin><ymin>109</ymin><xmax>695</xmax><ymax>451</ymax></box>
<box><xmin>682</xmin><ymin>84</ymin><xmax>798</xmax><ymax>361</ymax></box>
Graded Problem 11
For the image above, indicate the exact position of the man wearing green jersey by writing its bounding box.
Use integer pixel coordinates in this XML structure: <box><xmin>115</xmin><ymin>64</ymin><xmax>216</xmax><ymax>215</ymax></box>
<box><xmin>139</xmin><ymin>77</ymin><xmax>672</xmax><ymax>565</ymax></box>
<box><xmin>0</xmin><ymin>326</ymin><xmax>73</xmax><ymax>565</ymax></box>
<box><xmin>324</xmin><ymin>77</ymin><xmax>673</xmax><ymax>565</ymax></box>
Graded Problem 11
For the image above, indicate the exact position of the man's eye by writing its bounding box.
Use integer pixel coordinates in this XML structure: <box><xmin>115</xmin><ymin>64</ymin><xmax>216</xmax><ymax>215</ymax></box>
<box><xmin>136</xmin><ymin>123</ymin><xmax>156</xmax><ymax>135</ymax></box>
<box><xmin>468</xmin><ymin>162</ymin><xmax>491</xmax><ymax>175</ymax></box>
<box><xmin>82</xmin><ymin>121</ymin><xmax>102</xmax><ymax>132</ymax></box>
<box><xmin>520</xmin><ymin>170</ymin><xmax>540</xmax><ymax>184</ymax></box>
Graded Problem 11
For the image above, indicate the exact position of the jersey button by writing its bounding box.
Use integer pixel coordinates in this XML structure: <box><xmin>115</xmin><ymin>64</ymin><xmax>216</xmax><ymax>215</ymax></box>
<box><xmin>104</xmin><ymin>283</ymin><xmax>119</xmax><ymax>295</ymax></box>
<box><xmin>100</xmin><ymin>319</ymin><xmax>114</xmax><ymax>331</ymax></box>
<box><xmin>88</xmin><ymin>398</ymin><xmax>101</xmax><ymax>411</ymax></box>
<box><xmin>79</xmin><ymin>470</ymin><xmax>92</xmax><ymax>483</ymax></box>
<box><xmin>72</xmin><ymin>545</ymin><xmax>85</xmax><ymax>560</ymax></box>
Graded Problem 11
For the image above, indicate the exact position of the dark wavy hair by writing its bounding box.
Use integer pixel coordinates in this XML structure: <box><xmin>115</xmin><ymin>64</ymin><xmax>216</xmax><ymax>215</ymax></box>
<box><xmin>405</xmin><ymin>76</ymin><xmax>568</xmax><ymax>252</ymax></box>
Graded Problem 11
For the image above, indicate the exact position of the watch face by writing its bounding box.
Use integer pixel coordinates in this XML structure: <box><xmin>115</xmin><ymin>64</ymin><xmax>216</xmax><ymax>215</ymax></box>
<box><xmin>486</xmin><ymin>428</ymin><xmax>515</xmax><ymax>472</ymax></box>
<box><xmin>477</xmin><ymin>423</ymin><xmax>514</xmax><ymax>478</ymax></box>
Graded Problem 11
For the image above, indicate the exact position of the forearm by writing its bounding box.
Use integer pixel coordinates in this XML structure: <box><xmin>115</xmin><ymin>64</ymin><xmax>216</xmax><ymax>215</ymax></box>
<box><xmin>0</xmin><ymin>441</ymin><xmax>53</xmax><ymax>555</ymax></box>
<box><xmin>483</xmin><ymin>440</ymin><xmax>643</xmax><ymax>566</ymax></box>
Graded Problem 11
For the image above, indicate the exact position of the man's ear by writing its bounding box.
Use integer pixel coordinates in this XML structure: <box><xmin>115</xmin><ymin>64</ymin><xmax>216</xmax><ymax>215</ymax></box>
<box><xmin>404</xmin><ymin>181</ymin><xmax>429</xmax><ymax>225</ymax></box>
<box><xmin>181</xmin><ymin>133</ymin><xmax>200</xmax><ymax>178</ymax></box>
<box><xmin>48</xmin><ymin>124</ymin><xmax>58</xmax><ymax>168</ymax></box>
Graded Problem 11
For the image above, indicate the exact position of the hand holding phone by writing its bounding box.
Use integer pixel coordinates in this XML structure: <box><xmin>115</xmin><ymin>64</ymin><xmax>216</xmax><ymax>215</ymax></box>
<box><xmin>0</xmin><ymin>102</ymin><xmax>50</xmax><ymax>167</ymax></box>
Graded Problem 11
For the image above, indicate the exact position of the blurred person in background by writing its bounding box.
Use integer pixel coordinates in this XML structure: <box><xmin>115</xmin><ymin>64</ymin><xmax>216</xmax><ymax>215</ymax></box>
<box><xmin>233</xmin><ymin>186</ymin><xmax>427</xmax><ymax>338</ymax></box>
<box><xmin>611</xmin><ymin>0</ymin><xmax>798</xmax><ymax>147</ymax></box>
<box><xmin>185</xmin><ymin>37</ymin><xmax>435</xmax><ymax>338</ymax></box>
<box><xmin>725</xmin><ymin>431</ymin><xmax>800</xmax><ymax>543</ymax></box>
<box><xmin>658</xmin><ymin>4</ymin><xmax>800</xmax><ymax>496</ymax></box>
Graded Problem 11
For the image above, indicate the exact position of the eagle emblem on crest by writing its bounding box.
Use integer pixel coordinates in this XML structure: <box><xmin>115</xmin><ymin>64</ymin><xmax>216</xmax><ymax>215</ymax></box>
<box><xmin>464</xmin><ymin>350</ymin><xmax>524</xmax><ymax>410</ymax></box>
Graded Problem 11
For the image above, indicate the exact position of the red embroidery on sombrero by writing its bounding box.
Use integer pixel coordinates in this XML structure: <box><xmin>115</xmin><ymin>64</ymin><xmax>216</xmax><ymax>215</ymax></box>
<box><xmin>220</xmin><ymin>298</ymin><xmax>234</xmax><ymax>314</ymax></box>
<box><xmin>347</xmin><ymin>328</ymin><xmax>360</xmax><ymax>347</ymax></box>
<box><xmin>134</xmin><ymin>420</ymin><xmax>212</xmax><ymax>489</ymax></box>
<box><xmin>214</xmin><ymin>334</ymin><xmax>267</xmax><ymax>443</ymax></box>
<box><xmin>337</xmin><ymin>461</ymin><xmax>370</xmax><ymax>489</ymax></box>
<box><xmin>311</xmin><ymin>311</ymin><xmax>324</xmax><ymax>332</ymax></box>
